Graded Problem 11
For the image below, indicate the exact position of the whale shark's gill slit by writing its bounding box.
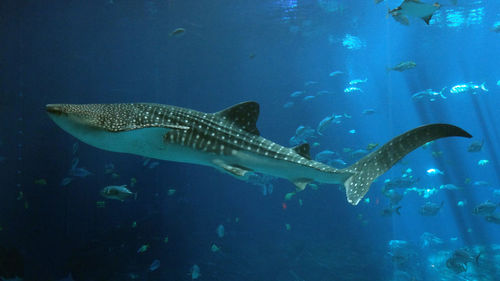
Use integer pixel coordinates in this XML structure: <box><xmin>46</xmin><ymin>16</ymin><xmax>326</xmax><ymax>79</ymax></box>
<box><xmin>341</xmin><ymin>124</ymin><xmax>472</xmax><ymax>205</ymax></box>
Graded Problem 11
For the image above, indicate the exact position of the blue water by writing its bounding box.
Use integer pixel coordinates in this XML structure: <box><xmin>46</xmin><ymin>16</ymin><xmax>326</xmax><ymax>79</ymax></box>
<box><xmin>1</xmin><ymin>0</ymin><xmax>500</xmax><ymax>280</ymax></box>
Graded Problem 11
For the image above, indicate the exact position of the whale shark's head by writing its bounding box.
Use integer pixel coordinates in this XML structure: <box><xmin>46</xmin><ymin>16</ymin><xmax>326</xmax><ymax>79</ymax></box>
<box><xmin>46</xmin><ymin>103</ymin><xmax>137</xmax><ymax>133</ymax></box>
<box><xmin>46</xmin><ymin>103</ymin><xmax>163</xmax><ymax>153</ymax></box>
<box><xmin>46</xmin><ymin>103</ymin><xmax>188</xmax><ymax>157</ymax></box>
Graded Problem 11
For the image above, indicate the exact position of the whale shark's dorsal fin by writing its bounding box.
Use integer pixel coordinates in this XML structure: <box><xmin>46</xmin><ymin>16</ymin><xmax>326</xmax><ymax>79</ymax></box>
<box><xmin>216</xmin><ymin>101</ymin><xmax>260</xmax><ymax>135</ymax></box>
<box><xmin>292</xmin><ymin>143</ymin><xmax>311</xmax><ymax>160</ymax></box>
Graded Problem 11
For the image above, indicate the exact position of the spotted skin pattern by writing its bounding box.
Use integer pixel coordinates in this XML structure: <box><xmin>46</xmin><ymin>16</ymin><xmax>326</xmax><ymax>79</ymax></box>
<box><xmin>47</xmin><ymin>102</ymin><xmax>472</xmax><ymax>205</ymax></box>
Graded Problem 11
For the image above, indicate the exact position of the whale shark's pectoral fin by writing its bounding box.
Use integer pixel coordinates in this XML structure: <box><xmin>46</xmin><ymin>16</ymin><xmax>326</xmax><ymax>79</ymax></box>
<box><xmin>291</xmin><ymin>178</ymin><xmax>313</xmax><ymax>191</ymax></box>
<box><xmin>213</xmin><ymin>159</ymin><xmax>253</xmax><ymax>178</ymax></box>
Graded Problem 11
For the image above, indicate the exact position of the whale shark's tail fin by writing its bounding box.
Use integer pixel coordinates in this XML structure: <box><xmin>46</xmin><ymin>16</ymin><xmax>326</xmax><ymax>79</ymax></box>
<box><xmin>341</xmin><ymin>124</ymin><xmax>472</xmax><ymax>205</ymax></box>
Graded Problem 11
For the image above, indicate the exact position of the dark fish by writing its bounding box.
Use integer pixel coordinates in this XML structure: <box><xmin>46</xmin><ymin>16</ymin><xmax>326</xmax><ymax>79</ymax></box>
<box><xmin>485</xmin><ymin>213</ymin><xmax>500</xmax><ymax>224</ymax></box>
<box><xmin>384</xmin><ymin>189</ymin><xmax>404</xmax><ymax>205</ymax></box>
<box><xmin>446</xmin><ymin>249</ymin><xmax>480</xmax><ymax>273</ymax></box>
<box><xmin>100</xmin><ymin>185</ymin><xmax>137</xmax><ymax>201</ymax></box>
<box><xmin>389</xmin><ymin>0</ymin><xmax>441</xmax><ymax>25</ymax></box>
<box><xmin>473</xmin><ymin>201</ymin><xmax>497</xmax><ymax>216</ymax></box>
<box><xmin>387</xmin><ymin>61</ymin><xmax>417</xmax><ymax>72</ymax></box>
<box><xmin>381</xmin><ymin>205</ymin><xmax>402</xmax><ymax>216</ymax></box>
<box><xmin>418</xmin><ymin>201</ymin><xmax>443</xmax><ymax>216</ymax></box>
<box><xmin>169</xmin><ymin>27</ymin><xmax>185</xmax><ymax>37</ymax></box>
<box><xmin>467</xmin><ymin>140</ymin><xmax>483</xmax><ymax>152</ymax></box>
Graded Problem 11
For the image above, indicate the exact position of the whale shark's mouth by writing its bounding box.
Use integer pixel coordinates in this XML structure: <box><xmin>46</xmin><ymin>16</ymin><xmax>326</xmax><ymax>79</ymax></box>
<box><xmin>46</xmin><ymin>104</ymin><xmax>66</xmax><ymax>115</ymax></box>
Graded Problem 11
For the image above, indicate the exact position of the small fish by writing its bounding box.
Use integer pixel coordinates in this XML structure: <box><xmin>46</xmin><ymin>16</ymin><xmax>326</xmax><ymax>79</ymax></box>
<box><xmin>314</xmin><ymin>150</ymin><xmax>338</xmax><ymax>162</ymax></box>
<box><xmin>446</xmin><ymin>249</ymin><xmax>480</xmax><ymax>273</ymax></box>
<box><xmin>71</xmin><ymin>157</ymin><xmax>80</xmax><ymax>170</ymax></box>
<box><xmin>169</xmin><ymin>27</ymin><xmax>185</xmax><ymax>37</ymax></box>
<box><xmin>384</xmin><ymin>189</ymin><xmax>404</xmax><ymax>205</ymax></box>
<box><xmin>478</xmin><ymin>159</ymin><xmax>489</xmax><ymax>166</ymax></box>
<box><xmin>431</xmin><ymin>151</ymin><xmax>443</xmax><ymax>158</ymax></box>
<box><xmin>190</xmin><ymin>264</ymin><xmax>201</xmax><ymax>279</ymax></box>
<box><xmin>411</xmin><ymin>89</ymin><xmax>446</xmax><ymax>102</ymax></box>
<box><xmin>351</xmin><ymin>149</ymin><xmax>368</xmax><ymax>158</ymax></box>
<box><xmin>304</xmin><ymin>81</ymin><xmax>318</xmax><ymax>87</ymax></box>
<box><xmin>381</xmin><ymin>205</ymin><xmax>401</xmax><ymax>216</ymax></box>
<box><xmin>104</xmin><ymin>163</ymin><xmax>115</xmax><ymax>174</ymax></box>
<box><xmin>148</xmin><ymin>161</ymin><xmax>160</xmax><ymax>169</ymax></box>
<box><xmin>473</xmin><ymin>181</ymin><xmax>489</xmax><ymax>187</ymax></box>
<box><xmin>210</xmin><ymin>244</ymin><xmax>220</xmax><ymax>252</ymax></box>
<box><xmin>419</xmin><ymin>201</ymin><xmax>444</xmax><ymax>216</ymax></box>
<box><xmin>473</xmin><ymin>201</ymin><xmax>497</xmax><ymax>215</ymax></box>
<box><xmin>366</xmin><ymin>143</ymin><xmax>379</xmax><ymax>150</ymax></box>
<box><xmin>426</xmin><ymin>168</ymin><xmax>444</xmax><ymax>176</ymax></box>
<box><xmin>362</xmin><ymin>109</ymin><xmax>375</xmax><ymax>115</ymax></box>
<box><xmin>331</xmin><ymin>159</ymin><xmax>347</xmax><ymax>167</ymax></box>
<box><xmin>34</xmin><ymin>179</ymin><xmax>47</xmax><ymax>186</ymax></box>
<box><xmin>60</xmin><ymin>177</ymin><xmax>73</xmax><ymax>186</ymax></box>
<box><xmin>491</xmin><ymin>22</ymin><xmax>500</xmax><ymax>33</ymax></box>
<box><xmin>100</xmin><ymin>185</ymin><xmax>137</xmax><ymax>201</ymax></box>
<box><xmin>137</xmin><ymin>244</ymin><xmax>149</xmax><ymax>253</ymax></box>
<box><xmin>387</xmin><ymin>61</ymin><xmax>416</xmax><ymax>72</ymax></box>
<box><xmin>449</xmin><ymin>82</ymin><xmax>488</xmax><ymax>95</ymax></box>
<box><xmin>316</xmin><ymin>90</ymin><xmax>329</xmax><ymax>96</ymax></box>
<box><xmin>493</xmin><ymin>189</ymin><xmax>500</xmax><ymax>197</ymax></box>
<box><xmin>485</xmin><ymin>213</ymin><xmax>500</xmax><ymax>224</ymax></box>
<box><xmin>344</xmin><ymin>87</ymin><xmax>363</xmax><ymax>94</ymax></box>
<box><xmin>316</xmin><ymin>115</ymin><xmax>336</xmax><ymax>135</ymax></box>
<box><xmin>69</xmin><ymin>167</ymin><xmax>92</xmax><ymax>178</ymax></box>
<box><xmin>439</xmin><ymin>184</ymin><xmax>460</xmax><ymax>190</ymax></box>
<box><xmin>290</xmin><ymin>91</ymin><xmax>304</xmax><ymax>98</ymax></box>
<box><xmin>72</xmin><ymin>142</ymin><xmax>79</xmax><ymax>154</ymax></box>
<box><xmin>149</xmin><ymin>259</ymin><xmax>160</xmax><ymax>271</ymax></box>
<box><xmin>349</xmin><ymin>78</ymin><xmax>367</xmax><ymax>85</ymax></box>
<box><xmin>284</xmin><ymin>192</ymin><xmax>296</xmax><ymax>201</ymax></box>
<box><xmin>303</xmin><ymin>95</ymin><xmax>315</xmax><ymax>101</ymax></box>
<box><xmin>349</xmin><ymin>129</ymin><xmax>356</xmax><ymax>134</ymax></box>
<box><xmin>216</xmin><ymin>224</ymin><xmax>225</xmax><ymax>238</ymax></box>
<box><xmin>283</xmin><ymin>101</ymin><xmax>294</xmax><ymax>108</ymax></box>
<box><xmin>329</xmin><ymin>70</ymin><xmax>343</xmax><ymax>77</ymax></box>
<box><xmin>467</xmin><ymin>140</ymin><xmax>483</xmax><ymax>152</ymax></box>
<box><xmin>168</xmin><ymin>189</ymin><xmax>176</xmax><ymax>196</ymax></box>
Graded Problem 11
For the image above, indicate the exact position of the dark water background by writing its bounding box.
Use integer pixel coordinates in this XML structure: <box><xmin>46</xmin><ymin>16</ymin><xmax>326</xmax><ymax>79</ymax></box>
<box><xmin>1</xmin><ymin>0</ymin><xmax>500</xmax><ymax>280</ymax></box>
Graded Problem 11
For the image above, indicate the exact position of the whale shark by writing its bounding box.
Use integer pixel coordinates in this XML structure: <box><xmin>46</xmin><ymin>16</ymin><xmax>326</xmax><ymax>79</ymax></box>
<box><xmin>46</xmin><ymin>102</ymin><xmax>471</xmax><ymax>205</ymax></box>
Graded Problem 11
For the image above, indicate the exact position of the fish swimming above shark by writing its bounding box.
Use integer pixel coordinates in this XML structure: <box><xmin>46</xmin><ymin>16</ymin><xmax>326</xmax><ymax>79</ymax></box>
<box><xmin>389</xmin><ymin>0</ymin><xmax>441</xmax><ymax>25</ymax></box>
<box><xmin>46</xmin><ymin>102</ymin><xmax>471</xmax><ymax>205</ymax></box>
